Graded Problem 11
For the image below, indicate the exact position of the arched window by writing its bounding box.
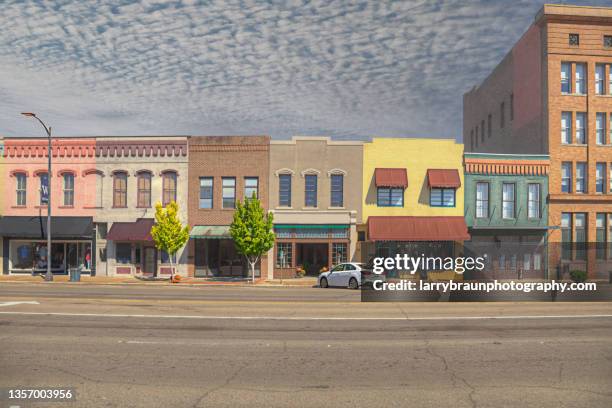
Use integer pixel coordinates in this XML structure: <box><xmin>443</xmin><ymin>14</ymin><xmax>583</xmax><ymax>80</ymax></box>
<box><xmin>113</xmin><ymin>171</ymin><xmax>128</xmax><ymax>208</ymax></box>
<box><xmin>162</xmin><ymin>171</ymin><xmax>177</xmax><ymax>206</ymax></box>
<box><xmin>137</xmin><ymin>171</ymin><xmax>152</xmax><ymax>208</ymax></box>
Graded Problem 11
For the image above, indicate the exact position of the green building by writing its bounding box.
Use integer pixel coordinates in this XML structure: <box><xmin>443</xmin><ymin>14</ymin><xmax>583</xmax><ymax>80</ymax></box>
<box><xmin>463</xmin><ymin>153</ymin><xmax>550</xmax><ymax>280</ymax></box>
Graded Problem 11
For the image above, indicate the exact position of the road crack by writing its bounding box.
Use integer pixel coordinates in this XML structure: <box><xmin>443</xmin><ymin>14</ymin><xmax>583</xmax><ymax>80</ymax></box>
<box><xmin>191</xmin><ymin>361</ymin><xmax>248</xmax><ymax>407</ymax></box>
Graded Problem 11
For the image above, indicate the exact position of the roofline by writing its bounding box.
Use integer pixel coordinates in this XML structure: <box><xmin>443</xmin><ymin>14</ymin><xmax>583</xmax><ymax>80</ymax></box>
<box><xmin>535</xmin><ymin>4</ymin><xmax>612</xmax><ymax>23</ymax></box>
<box><xmin>464</xmin><ymin>152</ymin><xmax>550</xmax><ymax>159</ymax></box>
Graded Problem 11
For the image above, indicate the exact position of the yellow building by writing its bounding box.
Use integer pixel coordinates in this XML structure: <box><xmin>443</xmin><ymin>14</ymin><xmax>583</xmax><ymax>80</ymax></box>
<box><xmin>359</xmin><ymin>138</ymin><xmax>469</xmax><ymax>274</ymax></box>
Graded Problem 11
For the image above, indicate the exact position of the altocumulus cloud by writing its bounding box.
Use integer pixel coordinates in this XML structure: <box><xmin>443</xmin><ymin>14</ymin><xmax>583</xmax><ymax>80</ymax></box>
<box><xmin>0</xmin><ymin>0</ymin><xmax>609</xmax><ymax>139</ymax></box>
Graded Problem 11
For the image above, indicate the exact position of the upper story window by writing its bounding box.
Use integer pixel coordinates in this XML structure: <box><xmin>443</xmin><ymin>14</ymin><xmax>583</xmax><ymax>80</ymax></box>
<box><xmin>569</xmin><ymin>33</ymin><xmax>579</xmax><ymax>46</ymax></box>
<box><xmin>603</xmin><ymin>35</ymin><xmax>612</xmax><ymax>48</ymax></box>
<box><xmin>162</xmin><ymin>171</ymin><xmax>177</xmax><ymax>206</ymax></box>
<box><xmin>475</xmin><ymin>182</ymin><xmax>489</xmax><ymax>218</ymax></box>
<box><xmin>279</xmin><ymin>174</ymin><xmax>291</xmax><ymax>207</ymax></box>
<box><xmin>244</xmin><ymin>177</ymin><xmax>258</xmax><ymax>200</ymax></box>
<box><xmin>596</xmin><ymin>112</ymin><xmax>606</xmax><ymax>145</ymax></box>
<box><xmin>561</xmin><ymin>62</ymin><xmax>571</xmax><ymax>94</ymax></box>
<box><xmin>199</xmin><ymin>177</ymin><xmax>213</xmax><ymax>209</ymax></box>
<box><xmin>304</xmin><ymin>174</ymin><xmax>318</xmax><ymax>207</ymax></box>
<box><xmin>330</xmin><ymin>174</ymin><xmax>344</xmax><ymax>207</ymax></box>
<box><xmin>502</xmin><ymin>183</ymin><xmax>515</xmax><ymax>219</ymax></box>
<box><xmin>137</xmin><ymin>172</ymin><xmax>151</xmax><ymax>208</ymax></box>
<box><xmin>561</xmin><ymin>162</ymin><xmax>572</xmax><ymax>193</ymax></box>
<box><xmin>528</xmin><ymin>184</ymin><xmax>541</xmax><ymax>219</ymax></box>
<box><xmin>377</xmin><ymin>187</ymin><xmax>403</xmax><ymax>207</ymax></box>
<box><xmin>430</xmin><ymin>188</ymin><xmax>455</xmax><ymax>207</ymax></box>
<box><xmin>576</xmin><ymin>162</ymin><xmax>587</xmax><ymax>193</ymax></box>
<box><xmin>15</xmin><ymin>173</ymin><xmax>26</xmax><ymax>206</ymax></box>
<box><xmin>561</xmin><ymin>111</ymin><xmax>572</xmax><ymax>144</ymax></box>
<box><xmin>63</xmin><ymin>173</ymin><xmax>74</xmax><ymax>206</ymax></box>
<box><xmin>575</xmin><ymin>63</ymin><xmax>586</xmax><ymax>95</ymax></box>
<box><xmin>38</xmin><ymin>172</ymin><xmax>49</xmax><ymax>205</ymax></box>
<box><xmin>596</xmin><ymin>163</ymin><xmax>606</xmax><ymax>194</ymax></box>
<box><xmin>222</xmin><ymin>177</ymin><xmax>236</xmax><ymax>209</ymax></box>
<box><xmin>113</xmin><ymin>171</ymin><xmax>127</xmax><ymax>208</ymax></box>
<box><xmin>575</xmin><ymin>112</ymin><xmax>586</xmax><ymax>144</ymax></box>
<box><xmin>595</xmin><ymin>64</ymin><xmax>605</xmax><ymax>95</ymax></box>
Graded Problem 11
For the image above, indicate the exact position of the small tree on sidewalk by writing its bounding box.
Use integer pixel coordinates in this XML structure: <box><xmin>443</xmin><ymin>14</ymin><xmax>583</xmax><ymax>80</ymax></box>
<box><xmin>150</xmin><ymin>201</ymin><xmax>189</xmax><ymax>281</ymax></box>
<box><xmin>230</xmin><ymin>193</ymin><xmax>275</xmax><ymax>284</ymax></box>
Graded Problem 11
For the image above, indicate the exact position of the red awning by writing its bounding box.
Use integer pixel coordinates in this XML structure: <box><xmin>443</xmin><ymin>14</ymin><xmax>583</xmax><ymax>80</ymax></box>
<box><xmin>107</xmin><ymin>218</ymin><xmax>155</xmax><ymax>241</ymax></box>
<box><xmin>427</xmin><ymin>169</ymin><xmax>461</xmax><ymax>188</ymax></box>
<box><xmin>367</xmin><ymin>216</ymin><xmax>470</xmax><ymax>241</ymax></box>
<box><xmin>374</xmin><ymin>168</ymin><xmax>408</xmax><ymax>188</ymax></box>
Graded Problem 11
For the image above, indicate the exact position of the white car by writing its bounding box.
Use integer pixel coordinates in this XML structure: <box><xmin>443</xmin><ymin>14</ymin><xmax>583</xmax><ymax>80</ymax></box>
<box><xmin>318</xmin><ymin>262</ymin><xmax>385</xmax><ymax>289</ymax></box>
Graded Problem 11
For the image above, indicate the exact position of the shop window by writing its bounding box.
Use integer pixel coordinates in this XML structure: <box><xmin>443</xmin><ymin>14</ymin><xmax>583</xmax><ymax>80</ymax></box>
<box><xmin>276</xmin><ymin>243</ymin><xmax>292</xmax><ymax>268</ymax></box>
<box><xmin>15</xmin><ymin>172</ymin><xmax>26</xmax><ymax>206</ymax></box>
<box><xmin>113</xmin><ymin>172</ymin><xmax>127</xmax><ymax>208</ymax></box>
<box><xmin>244</xmin><ymin>177</ymin><xmax>259</xmax><ymax>200</ymax></box>
<box><xmin>222</xmin><ymin>177</ymin><xmax>236</xmax><ymax>208</ymax></box>
<box><xmin>279</xmin><ymin>174</ymin><xmax>292</xmax><ymax>207</ymax></box>
<box><xmin>162</xmin><ymin>171</ymin><xmax>177</xmax><ymax>206</ymax></box>
<box><xmin>377</xmin><ymin>187</ymin><xmax>403</xmax><ymax>207</ymax></box>
<box><xmin>430</xmin><ymin>188</ymin><xmax>455</xmax><ymax>207</ymax></box>
<box><xmin>199</xmin><ymin>177</ymin><xmax>213</xmax><ymax>209</ymax></box>
<box><xmin>137</xmin><ymin>172</ymin><xmax>151</xmax><ymax>208</ymax></box>
<box><xmin>134</xmin><ymin>246</ymin><xmax>141</xmax><ymax>265</ymax></box>
<box><xmin>332</xmin><ymin>243</ymin><xmax>348</xmax><ymax>265</ymax></box>
<box><xmin>575</xmin><ymin>213</ymin><xmax>587</xmax><ymax>261</ymax></box>
<box><xmin>596</xmin><ymin>214</ymin><xmax>606</xmax><ymax>260</ymax></box>
<box><xmin>561</xmin><ymin>213</ymin><xmax>572</xmax><ymax>261</ymax></box>
<box><xmin>116</xmin><ymin>243</ymin><xmax>131</xmax><ymax>264</ymax></box>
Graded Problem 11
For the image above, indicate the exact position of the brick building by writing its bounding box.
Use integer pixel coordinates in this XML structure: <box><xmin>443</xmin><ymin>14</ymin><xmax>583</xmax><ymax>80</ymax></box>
<box><xmin>464</xmin><ymin>4</ymin><xmax>612</xmax><ymax>279</ymax></box>
<box><xmin>187</xmin><ymin>136</ymin><xmax>270</xmax><ymax>278</ymax></box>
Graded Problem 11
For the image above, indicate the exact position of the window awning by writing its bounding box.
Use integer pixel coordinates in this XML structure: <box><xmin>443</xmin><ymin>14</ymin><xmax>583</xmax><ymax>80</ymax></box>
<box><xmin>190</xmin><ymin>225</ymin><xmax>231</xmax><ymax>239</ymax></box>
<box><xmin>107</xmin><ymin>218</ymin><xmax>154</xmax><ymax>241</ymax></box>
<box><xmin>0</xmin><ymin>216</ymin><xmax>93</xmax><ymax>239</ymax></box>
<box><xmin>274</xmin><ymin>224</ymin><xmax>348</xmax><ymax>229</ymax></box>
<box><xmin>367</xmin><ymin>216</ymin><xmax>470</xmax><ymax>241</ymax></box>
<box><xmin>374</xmin><ymin>168</ymin><xmax>408</xmax><ymax>188</ymax></box>
<box><xmin>427</xmin><ymin>169</ymin><xmax>461</xmax><ymax>188</ymax></box>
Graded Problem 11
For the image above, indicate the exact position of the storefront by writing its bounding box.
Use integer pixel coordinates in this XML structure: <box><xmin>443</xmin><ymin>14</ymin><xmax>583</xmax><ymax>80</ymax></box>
<box><xmin>0</xmin><ymin>216</ymin><xmax>93</xmax><ymax>275</ymax></box>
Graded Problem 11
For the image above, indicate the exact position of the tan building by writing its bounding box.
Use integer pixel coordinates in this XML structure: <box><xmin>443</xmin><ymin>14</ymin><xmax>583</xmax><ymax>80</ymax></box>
<box><xmin>269</xmin><ymin>137</ymin><xmax>363</xmax><ymax>279</ymax></box>
<box><xmin>464</xmin><ymin>4</ymin><xmax>612</xmax><ymax>279</ymax></box>
<box><xmin>187</xmin><ymin>136</ymin><xmax>270</xmax><ymax>278</ymax></box>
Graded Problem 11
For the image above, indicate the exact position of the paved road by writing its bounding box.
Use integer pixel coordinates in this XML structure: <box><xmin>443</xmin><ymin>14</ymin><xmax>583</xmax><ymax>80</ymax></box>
<box><xmin>1</xmin><ymin>284</ymin><xmax>611</xmax><ymax>407</ymax></box>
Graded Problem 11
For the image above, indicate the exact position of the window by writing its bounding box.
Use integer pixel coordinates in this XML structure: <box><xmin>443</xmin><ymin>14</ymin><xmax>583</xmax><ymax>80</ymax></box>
<box><xmin>533</xmin><ymin>253</ymin><xmax>542</xmax><ymax>270</ymax></box>
<box><xmin>510</xmin><ymin>93</ymin><xmax>514</xmax><ymax>121</ymax></box>
<box><xmin>330</xmin><ymin>174</ymin><xmax>343</xmax><ymax>207</ymax></box>
<box><xmin>576</xmin><ymin>162</ymin><xmax>587</xmax><ymax>193</ymax></box>
<box><xmin>523</xmin><ymin>254</ymin><xmax>531</xmax><ymax>271</ymax></box>
<box><xmin>596</xmin><ymin>214</ymin><xmax>606</xmax><ymax>260</ymax></box>
<box><xmin>481</xmin><ymin>120</ymin><xmax>485</xmax><ymax>142</ymax></box>
<box><xmin>500</xmin><ymin>102</ymin><xmax>505</xmax><ymax>128</ymax></box>
<box><xmin>115</xmin><ymin>243</ymin><xmax>131</xmax><ymax>264</ymax></box>
<box><xmin>610</xmin><ymin>164</ymin><xmax>612</xmax><ymax>193</ymax></box>
<box><xmin>569</xmin><ymin>33</ymin><xmax>579</xmax><ymax>46</ymax></box>
<box><xmin>596</xmin><ymin>163</ymin><xmax>606</xmax><ymax>194</ymax></box>
<box><xmin>502</xmin><ymin>183</ymin><xmax>515</xmax><ymax>219</ymax></box>
<box><xmin>222</xmin><ymin>177</ymin><xmax>236</xmax><ymax>209</ymax></box>
<box><xmin>605</xmin><ymin>35</ymin><xmax>612</xmax><ymax>48</ymax></box>
<box><xmin>137</xmin><ymin>172</ymin><xmax>151</xmax><ymax>208</ymax></box>
<box><xmin>276</xmin><ymin>243</ymin><xmax>292</xmax><ymax>268</ymax></box>
<box><xmin>561</xmin><ymin>62</ymin><xmax>571</xmax><ymax>93</ymax></box>
<box><xmin>575</xmin><ymin>213</ymin><xmax>587</xmax><ymax>261</ymax></box>
<box><xmin>596</xmin><ymin>112</ymin><xmax>606</xmax><ymax>145</ymax></box>
<box><xmin>63</xmin><ymin>173</ymin><xmax>74</xmax><ymax>206</ymax></box>
<box><xmin>561</xmin><ymin>162</ymin><xmax>572</xmax><ymax>193</ymax></box>
<box><xmin>304</xmin><ymin>174</ymin><xmax>317</xmax><ymax>207</ymax></box>
<box><xmin>15</xmin><ymin>173</ymin><xmax>26</xmax><ymax>206</ymax></box>
<box><xmin>561</xmin><ymin>112</ymin><xmax>572</xmax><ymax>144</ymax></box>
<box><xmin>332</xmin><ymin>243</ymin><xmax>348</xmax><ymax>265</ymax></box>
<box><xmin>475</xmin><ymin>182</ymin><xmax>489</xmax><ymax>218</ymax></box>
<box><xmin>38</xmin><ymin>172</ymin><xmax>49</xmax><ymax>205</ymax></box>
<box><xmin>575</xmin><ymin>112</ymin><xmax>586</xmax><ymax>144</ymax></box>
<box><xmin>279</xmin><ymin>174</ymin><xmax>291</xmax><ymax>207</ymax></box>
<box><xmin>528</xmin><ymin>184</ymin><xmax>541</xmax><ymax>219</ymax></box>
<box><xmin>487</xmin><ymin>114</ymin><xmax>492</xmax><ymax>138</ymax></box>
<box><xmin>162</xmin><ymin>171</ymin><xmax>177</xmax><ymax>206</ymax></box>
<box><xmin>199</xmin><ymin>177</ymin><xmax>213</xmax><ymax>209</ymax></box>
<box><xmin>160</xmin><ymin>250</ymin><xmax>175</xmax><ymax>264</ymax></box>
<box><xmin>244</xmin><ymin>177</ymin><xmax>258</xmax><ymax>200</ymax></box>
<box><xmin>575</xmin><ymin>63</ymin><xmax>586</xmax><ymax>95</ymax></box>
<box><xmin>430</xmin><ymin>188</ymin><xmax>455</xmax><ymax>207</ymax></box>
<box><xmin>561</xmin><ymin>213</ymin><xmax>572</xmax><ymax>260</ymax></box>
<box><xmin>595</xmin><ymin>64</ymin><xmax>605</xmax><ymax>95</ymax></box>
<box><xmin>113</xmin><ymin>172</ymin><xmax>127</xmax><ymax>208</ymax></box>
<box><xmin>377</xmin><ymin>188</ymin><xmax>403</xmax><ymax>207</ymax></box>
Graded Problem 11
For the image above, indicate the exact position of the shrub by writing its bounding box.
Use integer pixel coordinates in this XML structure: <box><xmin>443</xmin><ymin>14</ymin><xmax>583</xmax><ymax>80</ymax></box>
<box><xmin>569</xmin><ymin>270</ymin><xmax>587</xmax><ymax>283</ymax></box>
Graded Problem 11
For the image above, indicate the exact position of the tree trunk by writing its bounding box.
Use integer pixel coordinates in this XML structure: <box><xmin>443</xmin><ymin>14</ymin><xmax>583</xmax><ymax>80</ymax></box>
<box><xmin>169</xmin><ymin>253</ymin><xmax>174</xmax><ymax>282</ymax></box>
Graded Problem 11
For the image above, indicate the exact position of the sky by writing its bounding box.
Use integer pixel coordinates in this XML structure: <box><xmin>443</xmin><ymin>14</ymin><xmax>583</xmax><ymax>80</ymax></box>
<box><xmin>0</xmin><ymin>0</ymin><xmax>609</xmax><ymax>140</ymax></box>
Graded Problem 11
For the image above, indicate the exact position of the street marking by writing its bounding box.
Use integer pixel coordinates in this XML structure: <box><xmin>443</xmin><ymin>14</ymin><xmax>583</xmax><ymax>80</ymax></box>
<box><xmin>0</xmin><ymin>301</ymin><xmax>40</xmax><ymax>307</ymax></box>
<box><xmin>0</xmin><ymin>311</ymin><xmax>611</xmax><ymax>321</ymax></box>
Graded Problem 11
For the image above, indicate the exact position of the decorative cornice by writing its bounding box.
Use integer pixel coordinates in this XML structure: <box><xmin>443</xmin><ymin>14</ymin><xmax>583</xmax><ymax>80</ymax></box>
<box><xmin>464</xmin><ymin>158</ymin><xmax>549</xmax><ymax>176</ymax></box>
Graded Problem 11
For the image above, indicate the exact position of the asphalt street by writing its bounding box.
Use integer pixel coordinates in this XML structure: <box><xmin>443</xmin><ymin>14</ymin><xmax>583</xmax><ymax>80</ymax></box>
<box><xmin>1</xmin><ymin>283</ymin><xmax>611</xmax><ymax>408</ymax></box>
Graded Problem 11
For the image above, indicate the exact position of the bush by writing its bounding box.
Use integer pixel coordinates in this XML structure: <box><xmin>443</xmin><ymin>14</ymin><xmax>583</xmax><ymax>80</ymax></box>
<box><xmin>569</xmin><ymin>270</ymin><xmax>587</xmax><ymax>283</ymax></box>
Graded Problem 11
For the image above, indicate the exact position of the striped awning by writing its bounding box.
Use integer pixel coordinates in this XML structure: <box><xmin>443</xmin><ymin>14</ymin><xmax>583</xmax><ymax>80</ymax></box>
<box><xmin>190</xmin><ymin>225</ymin><xmax>231</xmax><ymax>239</ymax></box>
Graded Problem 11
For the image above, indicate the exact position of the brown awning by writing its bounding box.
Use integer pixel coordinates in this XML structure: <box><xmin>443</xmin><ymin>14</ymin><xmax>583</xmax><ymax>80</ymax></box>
<box><xmin>107</xmin><ymin>218</ymin><xmax>155</xmax><ymax>241</ymax></box>
<box><xmin>374</xmin><ymin>168</ymin><xmax>408</xmax><ymax>188</ymax></box>
<box><xmin>367</xmin><ymin>216</ymin><xmax>470</xmax><ymax>241</ymax></box>
<box><xmin>427</xmin><ymin>169</ymin><xmax>461</xmax><ymax>188</ymax></box>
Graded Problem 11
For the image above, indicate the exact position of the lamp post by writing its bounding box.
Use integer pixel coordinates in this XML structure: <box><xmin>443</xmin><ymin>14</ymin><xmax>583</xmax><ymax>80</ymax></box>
<box><xmin>21</xmin><ymin>112</ymin><xmax>53</xmax><ymax>282</ymax></box>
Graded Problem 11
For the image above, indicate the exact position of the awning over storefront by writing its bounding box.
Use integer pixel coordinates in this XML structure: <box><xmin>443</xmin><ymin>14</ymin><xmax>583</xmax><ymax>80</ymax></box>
<box><xmin>367</xmin><ymin>216</ymin><xmax>470</xmax><ymax>241</ymax></box>
<box><xmin>190</xmin><ymin>225</ymin><xmax>231</xmax><ymax>239</ymax></box>
<box><xmin>107</xmin><ymin>218</ymin><xmax>154</xmax><ymax>241</ymax></box>
<box><xmin>374</xmin><ymin>168</ymin><xmax>408</xmax><ymax>188</ymax></box>
<box><xmin>427</xmin><ymin>169</ymin><xmax>461</xmax><ymax>188</ymax></box>
<box><xmin>0</xmin><ymin>216</ymin><xmax>93</xmax><ymax>239</ymax></box>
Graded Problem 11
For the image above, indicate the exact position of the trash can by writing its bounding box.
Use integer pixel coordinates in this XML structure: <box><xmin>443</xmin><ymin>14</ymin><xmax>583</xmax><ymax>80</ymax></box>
<box><xmin>69</xmin><ymin>267</ymin><xmax>81</xmax><ymax>282</ymax></box>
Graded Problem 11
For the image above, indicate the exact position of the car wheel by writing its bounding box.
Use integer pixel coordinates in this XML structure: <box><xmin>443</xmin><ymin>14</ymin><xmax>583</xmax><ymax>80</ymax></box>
<box><xmin>320</xmin><ymin>277</ymin><xmax>328</xmax><ymax>288</ymax></box>
<box><xmin>348</xmin><ymin>277</ymin><xmax>359</xmax><ymax>290</ymax></box>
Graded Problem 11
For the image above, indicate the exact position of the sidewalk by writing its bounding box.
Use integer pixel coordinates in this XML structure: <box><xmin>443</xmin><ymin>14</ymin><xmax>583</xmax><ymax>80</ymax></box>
<box><xmin>0</xmin><ymin>274</ymin><xmax>318</xmax><ymax>287</ymax></box>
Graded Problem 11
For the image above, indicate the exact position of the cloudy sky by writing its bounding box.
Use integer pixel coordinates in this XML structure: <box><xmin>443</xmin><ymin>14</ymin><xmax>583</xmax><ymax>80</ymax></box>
<box><xmin>0</xmin><ymin>0</ymin><xmax>608</xmax><ymax>140</ymax></box>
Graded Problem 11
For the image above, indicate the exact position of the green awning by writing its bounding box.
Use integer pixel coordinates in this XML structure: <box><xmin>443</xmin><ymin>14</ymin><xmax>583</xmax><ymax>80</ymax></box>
<box><xmin>190</xmin><ymin>225</ymin><xmax>231</xmax><ymax>239</ymax></box>
<box><xmin>274</xmin><ymin>224</ymin><xmax>348</xmax><ymax>229</ymax></box>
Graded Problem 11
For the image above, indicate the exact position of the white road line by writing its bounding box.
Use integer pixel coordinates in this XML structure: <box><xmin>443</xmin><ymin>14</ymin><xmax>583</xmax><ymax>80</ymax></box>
<box><xmin>0</xmin><ymin>301</ymin><xmax>40</xmax><ymax>307</ymax></box>
<box><xmin>0</xmin><ymin>311</ymin><xmax>611</xmax><ymax>321</ymax></box>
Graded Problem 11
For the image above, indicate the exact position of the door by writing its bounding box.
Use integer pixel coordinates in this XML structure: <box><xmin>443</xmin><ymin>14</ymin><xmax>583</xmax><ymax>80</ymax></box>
<box><xmin>327</xmin><ymin>264</ymin><xmax>344</xmax><ymax>286</ymax></box>
<box><xmin>143</xmin><ymin>247</ymin><xmax>156</xmax><ymax>276</ymax></box>
<box><xmin>341</xmin><ymin>263</ymin><xmax>356</xmax><ymax>287</ymax></box>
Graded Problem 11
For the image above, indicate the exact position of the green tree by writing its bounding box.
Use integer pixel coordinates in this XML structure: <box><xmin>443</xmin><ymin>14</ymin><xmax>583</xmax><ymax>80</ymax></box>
<box><xmin>150</xmin><ymin>201</ymin><xmax>190</xmax><ymax>281</ymax></box>
<box><xmin>230</xmin><ymin>193</ymin><xmax>275</xmax><ymax>283</ymax></box>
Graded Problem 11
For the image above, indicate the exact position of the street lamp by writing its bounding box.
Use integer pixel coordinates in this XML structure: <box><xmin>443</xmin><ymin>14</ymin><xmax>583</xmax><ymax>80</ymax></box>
<box><xmin>21</xmin><ymin>112</ymin><xmax>53</xmax><ymax>282</ymax></box>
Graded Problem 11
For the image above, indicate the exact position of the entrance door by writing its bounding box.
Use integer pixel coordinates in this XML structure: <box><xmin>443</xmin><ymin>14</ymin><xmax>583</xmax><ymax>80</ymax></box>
<box><xmin>296</xmin><ymin>243</ymin><xmax>329</xmax><ymax>276</ymax></box>
<box><xmin>143</xmin><ymin>247</ymin><xmax>156</xmax><ymax>276</ymax></box>
<box><xmin>66</xmin><ymin>243</ymin><xmax>78</xmax><ymax>273</ymax></box>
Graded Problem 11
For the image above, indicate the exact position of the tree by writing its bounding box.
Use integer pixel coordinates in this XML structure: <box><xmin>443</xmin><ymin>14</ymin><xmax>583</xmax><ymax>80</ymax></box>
<box><xmin>230</xmin><ymin>193</ymin><xmax>275</xmax><ymax>284</ymax></box>
<box><xmin>150</xmin><ymin>201</ymin><xmax>189</xmax><ymax>281</ymax></box>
